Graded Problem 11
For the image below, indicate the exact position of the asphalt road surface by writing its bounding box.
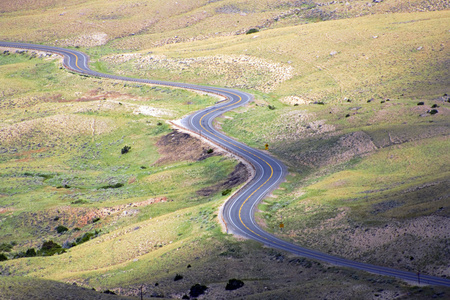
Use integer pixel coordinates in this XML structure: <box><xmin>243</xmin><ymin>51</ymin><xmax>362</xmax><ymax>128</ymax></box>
<box><xmin>1</xmin><ymin>41</ymin><xmax>449</xmax><ymax>287</ymax></box>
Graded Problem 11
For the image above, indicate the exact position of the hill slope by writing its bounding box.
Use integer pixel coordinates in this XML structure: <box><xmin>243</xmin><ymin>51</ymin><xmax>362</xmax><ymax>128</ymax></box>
<box><xmin>1</xmin><ymin>0</ymin><xmax>449</xmax><ymax>299</ymax></box>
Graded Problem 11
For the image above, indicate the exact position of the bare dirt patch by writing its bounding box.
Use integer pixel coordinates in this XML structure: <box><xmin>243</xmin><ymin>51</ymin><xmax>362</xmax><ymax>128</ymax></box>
<box><xmin>154</xmin><ymin>130</ymin><xmax>217</xmax><ymax>165</ymax></box>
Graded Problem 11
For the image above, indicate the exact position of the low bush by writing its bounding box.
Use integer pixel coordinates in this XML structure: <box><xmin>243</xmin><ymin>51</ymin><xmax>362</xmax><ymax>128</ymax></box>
<box><xmin>121</xmin><ymin>145</ymin><xmax>131</xmax><ymax>154</ymax></box>
<box><xmin>0</xmin><ymin>242</ymin><xmax>15</xmax><ymax>252</ymax></box>
<box><xmin>190</xmin><ymin>284</ymin><xmax>208</xmax><ymax>298</ymax></box>
<box><xmin>222</xmin><ymin>189</ymin><xmax>232</xmax><ymax>196</ymax></box>
<box><xmin>75</xmin><ymin>230</ymin><xmax>101</xmax><ymax>245</ymax></box>
<box><xmin>71</xmin><ymin>199</ymin><xmax>89</xmax><ymax>205</ymax></box>
<box><xmin>38</xmin><ymin>241</ymin><xmax>65</xmax><ymax>256</ymax></box>
<box><xmin>246</xmin><ymin>28</ymin><xmax>259</xmax><ymax>34</ymax></box>
<box><xmin>225</xmin><ymin>279</ymin><xmax>244</xmax><ymax>290</ymax></box>
<box><xmin>56</xmin><ymin>225</ymin><xmax>69</xmax><ymax>234</ymax></box>
<box><xmin>101</xmin><ymin>183</ymin><xmax>124</xmax><ymax>189</ymax></box>
<box><xmin>174</xmin><ymin>274</ymin><xmax>183</xmax><ymax>281</ymax></box>
<box><xmin>207</xmin><ymin>149</ymin><xmax>214</xmax><ymax>154</ymax></box>
<box><xmin>0</xmin><ymin>253</ymin><xmax>8</xmax><ymax>261</ymax></box>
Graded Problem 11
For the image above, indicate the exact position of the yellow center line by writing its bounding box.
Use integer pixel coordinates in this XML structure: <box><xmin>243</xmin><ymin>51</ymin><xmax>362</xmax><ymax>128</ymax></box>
<box><xmin>198</xmin><ymin>89</ymin><xmax>274</xmax><ymax>240</ymax></box>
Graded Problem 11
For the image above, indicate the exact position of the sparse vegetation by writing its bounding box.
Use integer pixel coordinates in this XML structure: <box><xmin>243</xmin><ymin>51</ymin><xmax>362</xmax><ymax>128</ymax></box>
<box><xmin>0</xmin><ymin>1</ymin><xmax>449</xmax><ymax>299</ymax></box>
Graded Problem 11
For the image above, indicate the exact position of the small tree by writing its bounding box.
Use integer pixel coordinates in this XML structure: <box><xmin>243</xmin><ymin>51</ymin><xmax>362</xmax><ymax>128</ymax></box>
<box><xmin>25</xmin><ymin>248</ymin><xmax>36</xmax><ymax>257</ymax></box>
<box><xmin>174</xmin><ymin>274</ymin><xmax>183</xmax><ymax>281</ymax></box>
<box><xmin>56</xmin><ymin>225</ymin><xmax>69</xmax><ymax>234</ymax></box>
<box><xmin>222</xmin><ymin>189</ymin><xmax>232</xmax><ymax>196</ymax></box>
<box><xmin>190</xmin><ymin>284</ymin><xmax>208</xmax><ymax>298</ymax></box>
<box><xmin>121</xmin><ymin>145</ymin><xmax>131</xmax><ymax>154</ymax></box>
<box><xmin>246</xmin><ymin>28</ymin><xmax>259</xmax><ymax>34</ymax></box>
<box><xmin>225</xmin><ymin>279</ymin><xmax>244</xmax><ymax>290</ymax></box>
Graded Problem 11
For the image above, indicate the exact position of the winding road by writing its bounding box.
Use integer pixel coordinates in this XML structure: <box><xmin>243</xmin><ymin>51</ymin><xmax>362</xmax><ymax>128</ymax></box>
<box><xmin>1</xmin><ymin>41</ymin><xmax>449</xmax><ymax>287</ymax></box>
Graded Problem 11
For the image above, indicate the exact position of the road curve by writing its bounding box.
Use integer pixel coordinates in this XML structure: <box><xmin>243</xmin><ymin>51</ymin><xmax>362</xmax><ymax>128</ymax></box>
<box><xmin>2</xmin><ymin>41</ymin><xmax>449</xmax><ymax>287</ymax></box>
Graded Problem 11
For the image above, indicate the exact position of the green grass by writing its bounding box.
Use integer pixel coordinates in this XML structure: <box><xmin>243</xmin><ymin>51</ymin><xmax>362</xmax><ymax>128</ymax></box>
<box><xmin>1</xmin><ymin>1</ymin><xmax>449</xmax><ymax>298</ymax></box>
<box><xmin>0</xmin><ymin>52</ymin><xmax>237</xmax><ymax>256</ymax></box>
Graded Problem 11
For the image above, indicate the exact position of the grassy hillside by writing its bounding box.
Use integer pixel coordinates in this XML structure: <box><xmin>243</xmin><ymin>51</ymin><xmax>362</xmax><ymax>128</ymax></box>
<box><xmin>1</xmin><ymin>0</ymin><xmax>449</xmax><ymax>299</ymax></box>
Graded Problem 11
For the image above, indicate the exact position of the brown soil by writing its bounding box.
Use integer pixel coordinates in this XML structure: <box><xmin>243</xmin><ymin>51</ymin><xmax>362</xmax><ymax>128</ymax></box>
<box><xmin>154</xmin><ymin>130</ymin><xmax>216</xmax><ymax>165</ymax></box>
<box><xmin>197</xmin><ymin>162</ymin><xmax>249</xmax><ymax>196</ymax></box>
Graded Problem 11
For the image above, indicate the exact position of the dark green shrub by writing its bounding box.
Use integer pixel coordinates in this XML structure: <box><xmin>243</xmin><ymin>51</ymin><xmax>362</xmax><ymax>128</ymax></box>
<box><xmin>92</xmin><ymin>217</ymin><xmax>100</xmax><ymax>223</ymax></box>
<box><xmin>12</xmin><ymin>247</ymin><xmax>38</xmax><ymax>258</ymax></box>
<box><xmin>0</xmin><ymin>253</ymin><xmax>8</xmax><ymax>261</ymax></box>
<box><xmin>38</xmin><ymin>241</ymin><xmax>65</xmax><ymax>256</ymax></box>
<box><xmin>71</xmin><ymin>199</ymin><xmax>88</xmax><ymax>205</ymax></box>
<box><xmin>75</xmin><ymin>230</ymin><xmax>100</xmax><ymax>245</ymax></box>
<box><xmin>0</xmin><ymin>243</ymin><xmax>14</xmax><ymax>252</ymax></box>
<box><xmin>246</xmin><ymin>28</ymin><xmax>259</xmax><ymax>34</ymax></box>
<box><xmin>429</xmin><ymin>109</ymin><xmax>438</xmax><ymax>115</ymax></box>
<box><xmin>56</xmin><ymin>225</ymin><xmax>69</xmax><ymax>234</ymax></box>
<box><xmin>189</xmin><ymin>284</ymin><xmax>208</xmax><ymax>298</ymax></box>
<box><xmin>207</xmin><ymin>149</ymin><xmax>214</xmax><ymax>154</ymax></box>
<box><xmin>101</xmin><ymin>183</ymin><xmax>124</xmax><ymax>189</ymax></box>
<box><xmin>417</xmin><ymin>101</ymin><xmax>424</xmax><ymax>105</ymax></box>
<box><xmin>225</xmin><ymin>279</ymin><xmax>244</xmax><ymax>290</ymax></box>
<box><xmin>121</xmin><ymin>145</ymin><xmax>131</xmax><ymax>154</ymax></box>
<box><xmin>56</xmin><ymin>184</ymin><xmax>71</xmax><ymax>189</ymax></box>
<box><xmin>174</xmin><ymin>274</ymin><xmax>183</xmax><ymax>281</ymax></box>
<box><xmin>268</xmin><ymin>105</ymin><xmax>276</xmax><ymax>110</ymax></box>
<box><xmin>222</xmin><ymin>189</ymin><xmax>232</xmax><ymax>196</ymax></box>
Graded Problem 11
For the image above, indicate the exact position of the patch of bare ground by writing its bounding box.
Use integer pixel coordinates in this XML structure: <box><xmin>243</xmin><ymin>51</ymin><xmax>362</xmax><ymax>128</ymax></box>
<box><xmin>154</xmin><ymin>129</ymin><xmax>217</xmax><ymax>165</ymax></box>
<box><xmin>197</xmin><ymin>162</ymin><xmax>249</xmax><ymax>196</ymax></box>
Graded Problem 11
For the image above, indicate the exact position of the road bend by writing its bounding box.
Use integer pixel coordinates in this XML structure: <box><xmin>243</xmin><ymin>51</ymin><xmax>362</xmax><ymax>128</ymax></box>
<box><xmin>1</xmin><ymin>41</ymin><xmax>449</xmax><ymax>287</ymax></box>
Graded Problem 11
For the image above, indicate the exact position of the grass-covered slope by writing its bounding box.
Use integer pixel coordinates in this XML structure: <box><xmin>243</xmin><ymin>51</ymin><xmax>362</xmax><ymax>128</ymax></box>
<box><xmin>1</xmin><ymin>0</ymin><xmax>449</xmax><ymax>298</ymax></box>
<box><xmin>95</xmin><ymin>8</ymin><xmax>450</xmax><ymax>278</ymax></box>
